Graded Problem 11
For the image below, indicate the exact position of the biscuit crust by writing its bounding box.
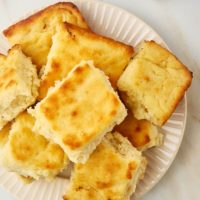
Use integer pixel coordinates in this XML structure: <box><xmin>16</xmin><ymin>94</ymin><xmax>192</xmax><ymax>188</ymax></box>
<box><xmin>63</xmin><ymin>133</ymin><xmax>146</xmax><ymax>200</ymax></box>
<box><xmin>3</xmin><ymin>2</ymin><xmax>89</xmax><ymax>68</ymax></box>
<box><xmin>0</xmin><ymin>112</ymin><xmax>68</xmax><ymax>180</ymax></box>
<box><xmin>114</xmin><ymin>112</ymin><xmax>162</xmax><ymax>151</ymax></box>
<box><xmin>32</xmin><ymin>61</ymin><xmax>127</xmax><ymax>163</ymax></box>
<box><xmin>118</xmin><ymin>41</ymin><xmax>192</xmax><ymax>126</ymax></box>
<box><xmin>38</xmin><ymin>22</ymin><xmax>134</xmax><ymax>99</ymax></box>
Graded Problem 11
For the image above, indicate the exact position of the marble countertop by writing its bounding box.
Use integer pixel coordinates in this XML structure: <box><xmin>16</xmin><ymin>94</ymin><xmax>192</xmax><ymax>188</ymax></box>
<box><xmin>0</xmin><ymin>0</ymin><xmax>199</xmax><ymax>199</ymax></box>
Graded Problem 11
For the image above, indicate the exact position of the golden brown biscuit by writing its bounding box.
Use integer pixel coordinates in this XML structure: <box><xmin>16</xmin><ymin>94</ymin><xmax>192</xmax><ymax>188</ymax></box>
<box><xmin>30</xmin><ymin>61</ymin><xmax>127</xmax><ymax>163</ymax></box>
<box><xmin>0</xmin><ymin>45</ymin><xmax>39</xmax><ymax>130</ymax></box>
<box><xmin>114</xmin><ymin>112</ymin><xmax>163</xmax><ymax>151</ymax></box>
<box><xmin>38</xmin><ymin>22</ymin><xmax>134</xmax><ymax>99</ymax></box>
<box><xmin>0</xmin><ymin>123</ymin><xmax>11</xmax><ymax>151</ymax></box>
<box><xmin>0</xmin><ymin>112</ymin><xmax>68</xmax><ymax>180</ymax></box>
<box><xmin>63</xmin><ymin>132</ymin><xmax>146</xmax><ymax>200</ymax></box>
<box><xmin>0</xmin><ymin>123</ymin><xmax>11</xmax><ymax>169</ymax></box>
<box><xmin>3</xmin><ymin>2</ymin><xmax>89</xmax><ymax>69</ymax></box>
<box><xmin>118</xmin><ymin>41</ymin><xmax>192</xmax><ymax>126</ymax></box>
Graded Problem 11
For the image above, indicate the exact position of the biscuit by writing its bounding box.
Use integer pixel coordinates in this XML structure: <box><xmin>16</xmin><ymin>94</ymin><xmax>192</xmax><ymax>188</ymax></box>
<box><xmin>114</xmin><ymin>112</ymin><xmax>163</xmax><ymax>151</ymax></box>
<box><xmin>30</xmin><ymin>61</ymin><xmax>127</xmax><ymax>163</ymax></box>
<box><xmin>3</xmin><ymin>2</ymin><xmax>89</xmax><ymax>69</ymax></box>
<box><xmin>0</xmin><ymin>112</ymin><xmax>68</xmax><ymax>180</ymax></box>
<box><xmin>0</xmin><ymin>45</ymin><xmax>39</xmax><ymax>130</ymax></box>
<box><xmin>63</xmin><ymin>132</ymin><xmax>146</xmax><ymax>200</ymax></box>
<box><xmin>118</xmin><ymin>41</ymin><xmax>192</xmax><ymax>126</ymax></box>
<box><xmin>0</xmin><ymin>123</ymin><xmax>11</xmax><ymax>152</ymax></box>
<box><xmin>38</xmin><ymin>22</ymin><xmax>134</xmax><ymax>99</ymax></box>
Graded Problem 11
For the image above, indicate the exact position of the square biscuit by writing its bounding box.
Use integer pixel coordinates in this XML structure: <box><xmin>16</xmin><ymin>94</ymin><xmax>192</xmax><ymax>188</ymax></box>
<box><xmin>31</xmin><ymin>61</ymin><xmax>127</xmax><ymax>163</ymax></box>
<box><xmin>38</xmin><ymin>22</ymin><xmax>134</xmax><ymax>99</ymax></box>
<box><xmin>0</xmin><ymin>45</ymin><xmax>39</xmax><ymax>130</ymax></box>
<box><xmin>118</xmin><ymin>41</ymin><xmax>192</xmax><ymax>126</ymax></box>
<box><xmin>3</xmin><ymin>2</ymin><xmax>89</xmax><ymax>69</ymax></box>
<box><xmin>63</xmin><ymin>132</ymin><xmax>146</xmax><ymax>200</ymax></box>
<box><xmin>0</xmin><ymin>112</ymin><xmax>68</xmax><ymax>180</ymax></box>
<box><xmin>114</xmin><ymin>112</ymin><xmax>163</xmax><ymax>151</ymax></box>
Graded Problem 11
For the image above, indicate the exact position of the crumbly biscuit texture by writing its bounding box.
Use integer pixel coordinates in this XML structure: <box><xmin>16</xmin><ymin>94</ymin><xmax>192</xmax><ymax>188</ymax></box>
<box><xmin>0</xmin><ymin>45</ymin><xmax>39</xmax><ymax>130</ymax></box>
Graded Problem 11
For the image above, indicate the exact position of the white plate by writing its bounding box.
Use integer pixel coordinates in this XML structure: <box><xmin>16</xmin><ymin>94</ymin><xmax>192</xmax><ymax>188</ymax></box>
<box><xmin>0</xmin><ymin>0</ymin><xmax>187</xmax><ymax>199</ymax></box>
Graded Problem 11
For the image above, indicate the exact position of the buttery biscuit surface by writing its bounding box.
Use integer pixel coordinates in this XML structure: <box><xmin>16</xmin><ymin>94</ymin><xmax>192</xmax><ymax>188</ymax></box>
<box><xmin>3</xmin><ymin>2</ymin><xmax>89</xmax><ymax>68</ymax></box>
<box><xmin>118</xmin><ymin>41</ymin><xmax>192</xmax><ymax>126</ymax></box>
<box><xmin>63</xmin><ymin>133</ymin><xmax>146</xmax><ymax>200</ymax></box>
<box><xmin>0</xmin><ymin>123</ymin><xmax>11</xmax><ymax>151</ymax></box>
<box><xmin>0</xmin><ymin>112</ymin><xmax>68</xmax><ymax>180</ymax></box>
<box><xmin>31</xmin><ymin>61</ymin><xmax>127</xmax><ymax>163</ymax></box>
<box><xmin>114</xmin><ymin>112</ymin><xmax>162</xmax><ymax>151</ymax></box>
<box><xmin>38</xmin><ymin>22</ymin><xmax>134</xmax><ymax>99</ymax></box>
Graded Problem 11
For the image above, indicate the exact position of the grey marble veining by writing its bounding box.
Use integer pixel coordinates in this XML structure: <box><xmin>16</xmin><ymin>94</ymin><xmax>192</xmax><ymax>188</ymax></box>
<box><xmin>0</xmin><ymin>0</ymin><xmax>199</xmax><ymax>200</ymax></box>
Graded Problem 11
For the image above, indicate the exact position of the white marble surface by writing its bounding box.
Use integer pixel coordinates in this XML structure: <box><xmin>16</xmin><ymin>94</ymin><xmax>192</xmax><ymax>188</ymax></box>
<box><xmin>0</xmin><ymin>0</ymin><xmax>199</xmax><ymax>200</ymax></box>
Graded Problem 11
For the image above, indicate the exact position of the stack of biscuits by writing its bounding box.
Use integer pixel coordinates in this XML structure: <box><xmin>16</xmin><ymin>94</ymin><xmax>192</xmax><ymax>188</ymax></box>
<box><xmin>0</xmin><ymin>2</ymin><xmax>192</xmax><ymax>200</ymax></box>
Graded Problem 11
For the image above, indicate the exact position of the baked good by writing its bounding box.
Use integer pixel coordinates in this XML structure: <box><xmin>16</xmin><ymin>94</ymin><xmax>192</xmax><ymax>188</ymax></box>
<box><xmin>0</xmin><ymin>123</ymin><xmax>11</xmax><ymax>167</ymax></box>
<box><xmin>30</xmin><ymin>61</ymin><xmax>127</xmax><ymax>163</ymax></box>
<box><xmin>3</xmin><ymin>2</ymin><xmax>89</xmax><ymax>69</ymax></box>
<box><xmin>18</xmin><ymin>176</ymin><xmax>34</xmax><ymax>184</ymax></box>
<box><xmin>63</xmin><ymin>132</ymin><xmax>146</xmax><ymax>200</ymax></box>
<box><xmin>0</xmin><ymin>123</ymin><xmax>11</xmax><ymax>153</ymax></box>
<box><xmin>114</xmin><ymin>112</ymin><xmax>163</xmax><ymax>151</ymax></box>
<box><xmin>0</xmin><ymin>45</ymin><xmax>39</xmax><ymax>130</ymax></box>
<box><xmin>0</xmin><ymin>123</ymin><xmax>34</xmax><ymax>184</ymax></box>
<box><xmin>38</xmin><ymin>22</ymin><xmax>134</xmax><ymax>99</ymax></box>
<box><xmin>117</xmin><ymin>41</ymin><xmax>192</xmax><ymax>126</ymax></box>
<box><xmin>0</xmin><ymin>112</ymin><xmax>68</xmax><ymax>180</ymax></box>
